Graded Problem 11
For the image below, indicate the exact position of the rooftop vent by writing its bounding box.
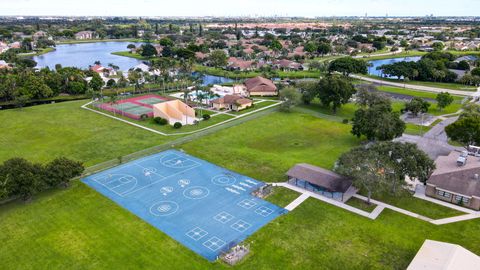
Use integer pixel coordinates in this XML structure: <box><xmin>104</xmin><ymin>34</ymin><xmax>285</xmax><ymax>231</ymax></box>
<box><xmin>474</xmin><ymin>174</ymin><xmax>479</xmax><ymax>180</ymax></box>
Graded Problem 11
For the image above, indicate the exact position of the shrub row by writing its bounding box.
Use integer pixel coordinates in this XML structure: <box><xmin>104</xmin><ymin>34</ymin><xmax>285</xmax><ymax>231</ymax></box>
<box><xmin>0</xmin><ymin>157</ymin><xmax>84</xmax><ymax>202</ymax></box>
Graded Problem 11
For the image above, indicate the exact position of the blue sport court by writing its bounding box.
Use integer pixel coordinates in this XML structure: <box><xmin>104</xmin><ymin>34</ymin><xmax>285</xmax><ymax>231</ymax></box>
<box><xmin>82</xmin><ymin>150</ymin><xmax>287</xmax><ymax>261</ymax></box>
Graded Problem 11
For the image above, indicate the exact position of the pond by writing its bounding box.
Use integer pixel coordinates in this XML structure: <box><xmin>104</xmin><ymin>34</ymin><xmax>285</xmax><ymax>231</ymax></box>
<box><xmin>33</xmin><ymin>41</ymin><xmax>145</xmax><ymax>71</ymax></box>
<box><xmin>192</xmin><ymin>72</ymin><xmax>235</xmax><ymax>86</ymax></box>
<box><xmin>368</xmin><ymin>56</ymin><xmax>422</xmax><ymax>78</ymax></box>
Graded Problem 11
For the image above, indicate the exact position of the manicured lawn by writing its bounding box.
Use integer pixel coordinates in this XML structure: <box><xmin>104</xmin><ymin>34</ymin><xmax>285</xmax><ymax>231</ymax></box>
<box><xmin>229</xmin><ymin>100</ymin><xmax>280</xmax><ymax>115</ymax></box>
<box><xmin>362</xmin><ymin>74</ymin><xmax>477</xmax><ymax>91</ymax></box>
<box><xmin>111</xmin><ymin>50</ymin><xmax>154</xmax><ymax>60</ymax></box>
<box><xmin>181</xmin><ymin>112</ymin><xmax>362</xmax><ymax>182</ymax></box>
<box><xmin>0</xmin><ymin>181</ymin><xmax>215</xmax><ymax>269</ymax></box>
<box><xmin>371</xmin><ymin>192</ymin><xmax>464</xmax><ymax>220</ymax></box>
<box><xmin>346</xmin><ymin>197</ymin><xmax>377</xmax><ymax>213</ymax></box>
<box><xmin>376</xmin><ymin>86</ymin><xmax>465</xmax><ymax>101</ymax></box>
<box><xmin>264</xmin><ymin>187</ymin><xmax>301</xmax><ymax>207</ymax></box>
<box><xmin>2</xmin><ymin>109</ymin><xmax>480</xmax><ymax>269</ymax></box>
<box><xmin>0</xmin><ymin>100</ymin><xmax>171</xmax><ymax>166</ymax></box>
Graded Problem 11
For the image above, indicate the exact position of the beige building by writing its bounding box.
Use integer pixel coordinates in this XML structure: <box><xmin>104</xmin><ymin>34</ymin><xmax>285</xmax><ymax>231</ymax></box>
<box><xmin>153</xmin><ymin>100</ymin><xmax>197</xmax><ymax>125</ymax></box>
<box><xmin>425</xmin><ymin>151</ymin><xmax>480</xmax><ymax>210</ymax></box>
<box><xmin>408</xmin><ymin>240</ymin><xmax>480</xmax><ymax>270</ymax></box>
<box><xmin>211</xmin><ymin>95</ymin><xmax>253</xmax><ymax>111</ymax></box>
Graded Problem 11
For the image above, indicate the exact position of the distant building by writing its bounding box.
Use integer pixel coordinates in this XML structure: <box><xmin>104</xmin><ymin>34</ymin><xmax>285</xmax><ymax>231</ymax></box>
<box><xmin>0</xmin><ymin>60</ymin><xmax>10</xmax><ymax>69</ymax></box>
<box><xmin>32</xmin><ymin>31</ymin><xmax>48</xmax><ymax>40</ymax></box>
<box><xmin>425</xmin><ymin>151</ymin><xmax>480</xmax><ymax>210</ymax></box>
<box><xmin>408</xmin><ymin>240</ymin><xmax>480</xmax><ymax>270</ymax></box>
<box><xmin>244</xmin><ymin>76</ymin><xmax>278</xmax><ymax>96</ymax></box>
<box><xmin>211</xmin><ymin>95</ymin><xmax>253</xmax><ymax>111</ymax></box>
<box><xmin>75</xmin><ymin>31</ymin><xmax>96</xmax><ymax>40</ymax></box>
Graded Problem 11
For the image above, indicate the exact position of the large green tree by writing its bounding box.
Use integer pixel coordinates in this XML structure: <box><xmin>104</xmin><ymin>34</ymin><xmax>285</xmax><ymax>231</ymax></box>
<box><xmin>317</xmin><ymin>75</ymin><xmax>356</xmax><ymax>114</ymax></box>
<box><xmin>328</xmin><ymin>57</ymin><xmax>368</xmax><ymax>76</ymax></box>
<box><xmin>435</xmin><ymin>92</ymin><xmax>454</xmax><ymax>111</ymax></box>
<box><xmin>208</xmin><ymin>50</ymin><xmax>228</xmax><ymax>68</ymax></box>
<box><xmin>44</xmin><ymin>157</ymin><xmax>84</xmax><ymax>188</ymax></box>
<box><xmin>0</xmin><ymin>158</ymin><xmax>43</xmax><ymax>201</ymax></box>
<box><xmin>351</xmin><ymin>103</ymin><xmax>405</xmax><ymax>141</ymax></box>
<box><xmin>279</xmin><ymin>87</ymin><xmax>302</xmax><ymax>112</ymax></box>
<box><xmin>445</xmin><ymin>116</ymin><xmax>480</xmax><ymax>147</ymax></box>
<box><xmin>404</xmin><ymin>97</ymin><xmax>430</xmax><ymax>117</ymax></box>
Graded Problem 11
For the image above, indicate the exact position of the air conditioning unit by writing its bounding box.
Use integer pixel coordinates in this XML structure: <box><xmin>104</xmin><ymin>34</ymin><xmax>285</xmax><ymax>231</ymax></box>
<box><xmin>457</xmin><ymin>155</ymin><xmax>467</xmax><ymax>166</ymax></box>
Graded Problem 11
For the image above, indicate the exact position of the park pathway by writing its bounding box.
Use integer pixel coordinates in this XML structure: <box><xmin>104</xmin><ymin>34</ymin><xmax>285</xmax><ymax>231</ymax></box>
<box><xmin>275</xmin><ymin>182</ymin><xmax>480</xmax><ymax>225</ymax></box>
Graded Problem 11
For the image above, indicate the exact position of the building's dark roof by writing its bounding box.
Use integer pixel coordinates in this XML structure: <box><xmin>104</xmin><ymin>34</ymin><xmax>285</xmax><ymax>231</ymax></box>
<box><xmin>428</xmin><ymin>167</ymin><xmax>480</xmax><ymax>197</ymax></box>
<box><xmin>244</xmin><ymin>76</ymin><xmax>277</xmax><ymax>93</ymax></box>
<box><xmin>286</xmin><ymin>163</ymin><xmax>352</xmax><ymax>193</ymax></box>
<box><xmin>428</xmin><ymin>152</ymin><xmax>480</xmax><ymax>198</ymax></box>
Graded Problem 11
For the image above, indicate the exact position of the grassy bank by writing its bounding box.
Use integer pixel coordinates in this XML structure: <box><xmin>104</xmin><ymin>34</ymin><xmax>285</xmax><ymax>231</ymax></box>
<box><xmin>111</xmin><ymin>50</ymin><xmax>154</xmax><ymax>60</ymax></box>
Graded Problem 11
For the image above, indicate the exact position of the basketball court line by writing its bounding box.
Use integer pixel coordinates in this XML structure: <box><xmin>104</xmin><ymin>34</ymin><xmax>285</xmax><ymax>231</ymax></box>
<box><xmin>119</xmin><ymin>160</ymin><xmax>202</xmax><ymax>197</ymax></box>
<box><xmin>91</xmin><ymin>174</ymin><xmax>139</xmax><ymax>197</ymax></box>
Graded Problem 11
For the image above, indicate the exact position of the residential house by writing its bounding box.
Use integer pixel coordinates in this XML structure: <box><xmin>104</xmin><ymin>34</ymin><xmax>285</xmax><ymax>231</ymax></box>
<box><xmin>211</xmin><ymin>95</ymin><xmax>253</xmax><ymax>111</ymax></box>
<box><xmin>244</xmin><ymin>76</ymin><xmax>278</xmax><ymax>96</ymax></box>
<box><xmin>90</xmin><ymin>65</ymin><xmax>116</xmax><ymax>77</ymax></box>
<box><xmin>32</xmin><ymin>31</ymin><xmax>48</xmax><ymax>40</ymax></box>
<box><xmin>272</xmin><ymin>59</ymin><xmax>304</xmax><ymax>71</ymax></box>
<box><xmin>425</xmin><ymin>151</ymin><xmax>480</xmax><ymax>210</ymax></box>
<box><xmin>0</xmin><ymin>60</ymin><xmax>10</xmax><ymax>69</ymax></box>
<box><xmin>75</xmin><ymin>31</ymin><xmax>96</xmax><ymax>40</ymax></box>
<box><xmin>227</xmin><ymin>57</ymin><xmax>254</xmax><ymax>71</ymax></box>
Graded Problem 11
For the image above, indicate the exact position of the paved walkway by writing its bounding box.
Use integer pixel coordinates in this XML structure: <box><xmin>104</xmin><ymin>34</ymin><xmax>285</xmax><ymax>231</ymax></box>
<box><xmin>285</xmin><ymin>193</ymin><xmax>310</xmax><ymax>211</ymax></box>
<box><xmin>81</xmin><ymin>99</ymin><xmax>281</xmax><ymax>136</ymax></box>
<box><xmin>350</xmin><ymin>74</ymin><xmax>477</xmax><ymax>97</ymax></box>
<box><xmin>276</xmin><ymin>182</ymin><xmax>480</xmax><ymax>225</ymax></box>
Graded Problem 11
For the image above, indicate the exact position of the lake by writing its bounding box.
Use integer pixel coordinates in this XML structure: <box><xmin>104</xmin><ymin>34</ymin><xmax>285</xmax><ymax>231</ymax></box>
<box><xmin>368</xmin><ymin>56</ymin><xmax>422</xmax><ymax>78</ymax></box>
<box><xmin>33</xmin><ymin>42</ymin><xmax>145</xmax><ymax>71</ymax></box>
<box><xmin>192</xmin><ymin>72</ymin><xmax>235</xmax><ymax>86</ymax></box>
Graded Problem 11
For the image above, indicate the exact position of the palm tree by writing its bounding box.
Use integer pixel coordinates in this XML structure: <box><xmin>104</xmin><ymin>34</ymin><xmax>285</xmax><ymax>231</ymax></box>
<box><xmin>182</xmin><ymin>88</ymin><xmax>192</xmax><ymax>103</ymax></box>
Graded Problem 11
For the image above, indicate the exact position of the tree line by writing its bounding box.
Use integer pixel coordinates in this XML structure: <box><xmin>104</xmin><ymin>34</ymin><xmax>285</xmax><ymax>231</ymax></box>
<box><xmin>0</xmin><ymin>157</ymin><xmax>84</xmax><ymax>202</ymax></box>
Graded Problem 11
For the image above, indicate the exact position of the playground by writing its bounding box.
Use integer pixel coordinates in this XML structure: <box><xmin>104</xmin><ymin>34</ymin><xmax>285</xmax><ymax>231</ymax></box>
<box><xmin>81</xmin><ymin>150</ymin><xmax>286</xmax><ymax>261</ymax></box>
<box><xmin>94</xmin><ymin>94</ymin><xmax>170</xmax><ymax>120</ymax></box>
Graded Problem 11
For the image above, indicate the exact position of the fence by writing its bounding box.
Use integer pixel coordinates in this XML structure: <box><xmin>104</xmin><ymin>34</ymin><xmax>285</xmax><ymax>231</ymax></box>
<box><xmin>82</xmin><ymin>106</ymin><xmax>279</xmax><ymax>176</ymax></box>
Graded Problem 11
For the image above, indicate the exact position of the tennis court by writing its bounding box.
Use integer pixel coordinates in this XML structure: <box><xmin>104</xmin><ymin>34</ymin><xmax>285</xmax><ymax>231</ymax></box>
<box><xmin>94</xmin><ymin>94</ymin><xmax>170</xmax><ymax>120</ymax></box>
<box><xmin>82</xmin><ymin>150</ymin><xmax>287</xmax><ymax>261</ymax></box>
<box><xmin>136</xmin><ymin>97</ymin><xmax>167</xmax><ymax>105</ymax></box>
<box><xmin>113</xmin><ymin>102</ymin><xmax>153</xmax><ymax>115</ymax></box>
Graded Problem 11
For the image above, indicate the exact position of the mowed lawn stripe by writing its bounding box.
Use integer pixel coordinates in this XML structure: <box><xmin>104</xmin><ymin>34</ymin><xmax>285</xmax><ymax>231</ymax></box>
<box><xmin>0</xmin><ymin>100</ymin><xmax>172</xmax><ymax>166</ymax></box>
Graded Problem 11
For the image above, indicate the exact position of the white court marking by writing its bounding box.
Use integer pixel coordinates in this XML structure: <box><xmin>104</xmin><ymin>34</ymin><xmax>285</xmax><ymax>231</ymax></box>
<box><xmin>213</xmin><ymin>211</ymin><xmax>235</xmax><ymax>224</ymax></box>
<box><xmin>211</xmin><ymin>174</ymin><xmax>237</xmax><ymax>186</ymax></box>
<box><xmin>230</xmin><ymin>219</ymin><xmax>252</xmax><ymax>232</ymax></box>
<box><xmin>203</xmin><ymin>237</ymin><xmax>226</xmax><ymax>252</ymax></box>
<box><xmin>149</xmin><ymin>201</ymin><xmax>179</xmax><ymax>217</ymax></box>
<box><xmin>160</xmin><ymin>153</ymin><xmax>201</xmax><ymax>169</ymax></box>
<box><xmin>178</xmin><ymin>179</ymin><xmax>190</xmax><ymax>187</ymax></box>
<box><xmin>255</xmin><ymin>206</ymin><xmax>274</xmax><ymax>217</ymax></box>
<box><xmin>91</xmin><ymin>174</ymin><xmax>139</xmax><ymax>197</ymax></box>
<box><xmin>160</xmin><ymin>186</ymin><xmax>174</xmax><ymax>196</ymax></box>
<box><xmin>183</xmin><ymin>186</ymin><xmax>210</xmax><ymax>200</ymax></box>
<box><xmin>95</xmin><ymin>152</ymin><xmax>202</xmax><ymax>197</ymax></box>
<box><xmin>186</xmin><ymin>227</ymin><xmax>208</xmax><ymax>241</ymax></box>
<box><xmin>238</xmin><ymin>199</ymin><xmax>257</xmax><ymax>209</ymax></box>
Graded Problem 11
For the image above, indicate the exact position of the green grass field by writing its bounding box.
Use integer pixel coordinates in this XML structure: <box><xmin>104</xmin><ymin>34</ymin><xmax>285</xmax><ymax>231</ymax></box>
<box><xmin>0</xmin><ymin>100</ymin><xmax>171</xmax><ymax>166</ymax></box>
<box><xmin>181</xmin><ymin>112</ymin><xmax>362</xmax><ymax>181</ymax></box>
<box><xmin>111</xmin><ymin>50</ymin><xmax>154</xmax><ymax>60</ymax></box>
<box><xmin>362</xmin><ymin>74</ymin><xmax>477</xmax><ymax>91</ymax></box>
<box><xmin>1</xmin><ymin>109</ymin><xmax>478</xmax><ymax>269</ymax></box>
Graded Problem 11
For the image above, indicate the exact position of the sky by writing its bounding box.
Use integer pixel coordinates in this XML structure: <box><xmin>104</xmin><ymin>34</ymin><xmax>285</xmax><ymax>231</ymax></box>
<box><xmin>0</xmin><ymin>0</ymin><xmax>479</xmax><ymax>17</ymax></box>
